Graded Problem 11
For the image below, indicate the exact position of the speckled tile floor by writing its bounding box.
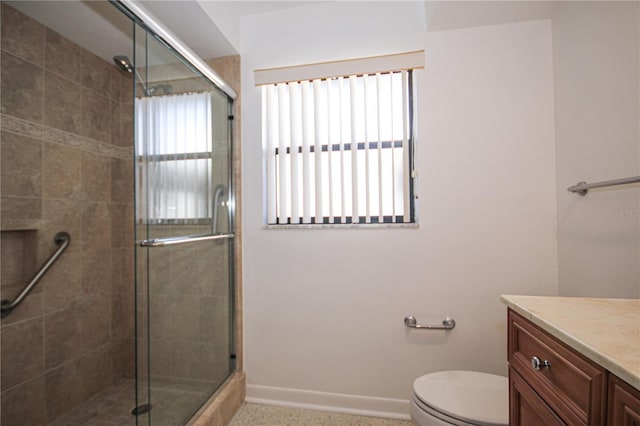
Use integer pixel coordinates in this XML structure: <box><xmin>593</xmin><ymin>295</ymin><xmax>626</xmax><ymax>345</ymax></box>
<box><xmin>229</xmin><ymin>403</ymin><xmax>414</xmax><ymax>426</ymax></box>
<box><xmin>48</xmin><ymin>383</ymin><xmax>414</xmax><ymax>426</ymax></box>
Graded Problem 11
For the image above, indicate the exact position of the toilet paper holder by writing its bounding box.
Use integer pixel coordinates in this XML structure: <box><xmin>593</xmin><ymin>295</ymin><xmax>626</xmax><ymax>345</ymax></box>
<box><xmin>404</xmin><ymin>315</ymin><xmax>456</xmax><ymax>330</ymax></box>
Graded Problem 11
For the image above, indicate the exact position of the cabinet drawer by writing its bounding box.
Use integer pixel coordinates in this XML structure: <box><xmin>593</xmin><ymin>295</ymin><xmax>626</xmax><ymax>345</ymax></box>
<box><xmin>508</xmin><ymin>309</ymin><xmax>607</xmax><ymax>425</ymax></box>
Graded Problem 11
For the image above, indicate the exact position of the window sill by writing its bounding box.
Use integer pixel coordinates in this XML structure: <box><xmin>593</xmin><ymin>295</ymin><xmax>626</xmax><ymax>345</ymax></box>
<box><xmin>264</xmin><ymin>223</ymin><xmax>419</xmax><ymax>230</ymax></box>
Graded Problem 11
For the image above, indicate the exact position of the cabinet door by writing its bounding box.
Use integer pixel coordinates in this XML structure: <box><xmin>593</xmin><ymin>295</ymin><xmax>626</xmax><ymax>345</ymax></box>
<box><xmin>510</xmin><ymin>367</ymin><xmax>565</xmax><ymax>426</ymax></box>
<box><xmin>609</xmin><ymin>375</ymin><xmax>640</xmax><ymax>426</ymax></box>
<box><xmin>508</xmin><ymin>309</ymin><xmax>607</xmax><ymax>425</ymax></box>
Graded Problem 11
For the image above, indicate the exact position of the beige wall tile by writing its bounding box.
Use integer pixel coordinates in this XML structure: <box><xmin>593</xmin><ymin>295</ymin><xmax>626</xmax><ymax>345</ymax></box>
<box><xmin>81</xmin><ymin>151</ymin><xmax>111</xmax><ymax>202</ymax></box>
<box><xmin>111</xmin><ymin>207</ymin><xmax>125</xmax><ymax>249</ymax></box>
<box><xmin>44</xmin><ymin>358</ymin><xmax>85</xmax><ymax>422</ymax></box>
<box><xmin>1</xmin><ymin>375</ymin><xmax>47</xmax><ymax>426</ymax></box>
<box><xmin>80</xmin><ymin>49</ymin><xmax>111</xmax><ymax>96</ymax></box>
<box><xmin>45</xmin><ymin>28</ymin><xmax>82</xmax><ymax>82</ymax></box>
<box><xmin>110</xmin><ymin>99</ymin><xmax>121</xmax><ymax>145</ymax></box>
<box><xmin>1</xmin><ymin>131</ymin><xmax>42</xmax><ymax>198</ymax></box>
<box><xmin>198</xmin><ymin>296</ymin><xmax>229</xmax><ymax>343</ymax></box>
<box><xmin>43</xmin><ymin>142</ymin><xmax>82</xmax><ymax>200</ymax></box>
<box><xmin>1</xmin><ymin>3</ymin><xmax>45</xmax><ymax>66</ymax></box>
<box><xmin>1</xmin><ymin>4</ymin><xmax>138</xmax><ymax>420</ymax></box>
<box><xmin>81</xmin><ymin>201</ymin><xmax>112</xmax><ymax>253</ymax></box>
<box><xmin>112</xmin><ymin>246</ymin><xmax>134</xmax><ymax>294</ymax></box>
<box><xmin>1</xmin><ymin>318</ymin><xmax>44</xmax><ymax>388</ymax></box>
<box><xmin>149</xmin><ymin>294</ymin><xmax>199</xmax><ymax>341</ymax></box>
<box><xmin>81</xmin><ymin>248</ymin><xmax>112</xmax><ymax>298</ymax></box>
<box><xmin>79</xmin><ymin>345</ymin><xmax>115</xmax><ymax>398</ymax></box>
<box><xmin>44</xmin><ymin>71</ymin><xmax>82</xmax><ymax>134</ymax></box>
<box><xmin>0</xmin><ymin>286</ymin><xmax>44</xmax><ymax>326</ymax></box>
<box><xmin>42</xmin><ymin>248</ymin><xmax>82</xmax><ymax>314</ymax></box>
<box><xmin>110</xmin><ymin>204</ymin><xmax>134</xmax><ymax>251</ymax></box>
<box><xmin>44</xmin><ymin>295</ymin><xmax>111</xmax><ymax>369</ymax></box>
<box><xmin>122</xmin><ymin>247</ymin><xmax>135</xmax><ymax>293</ymax></box>
<box><xmin>40</xmin><ymin>199</ymin><xmax>83</xmax><ymax>264</ymax></box>
<box><xmin>111</xmin><ymin>157</ymin><xmax>133</xmax><ymax>204</ymax></box>
<box><xmin>0</xmin><ymin>230</ymin><xmax>37</xmax><ymax>289</ymax></box>
<box><xmin>119</xmin><ymin>101</ymin><xmax>134</xmax><ymax>148</ymax></box>
<box><xmin>1</xmin><ymin>196</ymin><xmax>42</xmax><ymax>228</ymax></box>
<box><xmin>112</xmin><ymin>290</ymin><xmax>134</xmax><ymax>341</ymax></box>
<box><xmin>1</xmin><ymin>52</ymin><xmax>44</xmax><ymax>122</ymax></box>
<box><xmin>112</xmin><ymin>338</ymin><xmax>135</xmax><ymax>379</ymax></box>
<box><xmin>80</xmin><ymin>89</ymin><xmax>111</xmax><ymax>143</ymax></box>
<box><xmin>118</xmin><ymin>71</ymin><xmax>133</xmax><ymax>104</ymax></box>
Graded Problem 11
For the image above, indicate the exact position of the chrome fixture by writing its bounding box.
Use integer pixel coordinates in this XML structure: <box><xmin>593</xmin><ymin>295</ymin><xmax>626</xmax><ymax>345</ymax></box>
<box><xmin>113</xmin><ymin>55</ymin><xmax>172</xmax><ymax>96</ymax></box>
<box><xmin>531</xmin><ymin>356</ymin><xmax>551</xmax><ymax>371</ymax></box>
<box><xmin>113</xmin><ymin>54</ymin><xmax>145</xmax><ymax>85</ymax></box>
<box><xmin>404</xmin><ymin>315</ymin><xmax>456</xmax><ymax>330</ymax></box>
<box><xmin>113</xmin><ymin>54</ymin><xmax>135</xmax><ymax>73</ymax></box>
<box><xmin>1</xmin><ymin>232</ymin><xmax>70</xmax><ymax>317</ymax></box>
<box><xmin>567</xmin><ymin>175</ymin><xmax>640</xmax><ymax>195</ymax></box>
<box><xmin>213</xmin><ymin>184</ymin><xmax>227</xmax><ymax>236</ymax></box>
<box><xmin>139</xmin><ymin>233</ymin><xmax>234</xmax><ymax>247</ymax></box>
<box><xmin>112</xmin><ymin>0</ymin><xmax>237</xmax><ymax>100</ymax></box>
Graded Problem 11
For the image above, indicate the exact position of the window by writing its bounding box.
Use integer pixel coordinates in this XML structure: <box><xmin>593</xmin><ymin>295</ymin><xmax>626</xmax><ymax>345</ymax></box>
<box><xmin>257</xmin><ymin>51</ymin><xmax>423</xmax><ymax>226</ymax></box>
<box><xmin>136</xmin><ymin>92</ymin><xmax>214</xmax><ymax>224</ymax></box>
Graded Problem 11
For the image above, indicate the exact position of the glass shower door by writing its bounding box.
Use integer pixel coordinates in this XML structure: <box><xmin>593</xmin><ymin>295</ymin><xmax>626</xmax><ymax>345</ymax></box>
<box><xmin>133</xmin><ymin>25</ymin><xmax>235</xmax><ymax>426</ymax></box>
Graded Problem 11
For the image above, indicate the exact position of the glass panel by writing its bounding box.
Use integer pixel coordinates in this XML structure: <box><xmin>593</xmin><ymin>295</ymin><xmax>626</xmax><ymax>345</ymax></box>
<box><xmin>133</xmin><ymin>20</ymin><xmax>234</xmax><ymax>426</ymax></box>
<box><xmin>134</xmin><ymin>28</ymin><xmax>231</xmax><ymax>236</ymax></box>
<box><xmin>146</xmin><ymin>238</ymin><xmax>232</xmax><ymax>425</ymax></box>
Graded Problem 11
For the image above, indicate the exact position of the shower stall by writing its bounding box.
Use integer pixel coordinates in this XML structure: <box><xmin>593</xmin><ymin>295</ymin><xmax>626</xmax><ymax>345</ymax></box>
<box><xmin>0</xmin><ymin>1</ymin><xmax>240</xmax><ymax>425</ymax></box>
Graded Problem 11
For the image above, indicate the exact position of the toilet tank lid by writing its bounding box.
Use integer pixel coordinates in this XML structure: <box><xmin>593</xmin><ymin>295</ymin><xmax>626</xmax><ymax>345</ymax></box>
<box><xmin>413</xmin><ymin>370</ymin><xmax>508</xmax><ymax>426</ymax></box>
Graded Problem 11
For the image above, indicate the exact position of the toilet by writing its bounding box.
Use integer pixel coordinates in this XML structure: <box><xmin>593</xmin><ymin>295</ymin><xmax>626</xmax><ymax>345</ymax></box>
<box><xmin>411</xmin><ymin>370</ymin><xmax>508</xmax><ymax>426</ymax></box>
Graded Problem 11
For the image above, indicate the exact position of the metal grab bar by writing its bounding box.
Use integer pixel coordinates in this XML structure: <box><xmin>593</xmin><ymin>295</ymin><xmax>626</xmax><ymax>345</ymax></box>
<box><xmin>139</xmin><ymin>233</ymin><xmax>234</xmax><ymax>247</ymax></box>
<box><xmin>1</xmin><ymin>231</ymin><xmax>70</xmax><ymax>318</ymax></box>
<box><xmin>568</xmin><ymin>176</ymin><xmax>640</xmax><ymax>196</ymax></box>
<box><xmin>404</xmin><ymin>315</ymin><xmax>456</xmax><ymax>330</ymax></box>
<box><xmin>213</xmin><ymin>184</ymin><xmax>227</xmax><ymax>236</ymax></box>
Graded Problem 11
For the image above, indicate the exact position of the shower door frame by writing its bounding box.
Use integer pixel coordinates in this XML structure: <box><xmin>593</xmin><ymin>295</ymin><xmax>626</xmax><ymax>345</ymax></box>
<box><xmin>109</xmin><ymin>1</ymin><xmax>238</xmax><ymax>424</ymax></box>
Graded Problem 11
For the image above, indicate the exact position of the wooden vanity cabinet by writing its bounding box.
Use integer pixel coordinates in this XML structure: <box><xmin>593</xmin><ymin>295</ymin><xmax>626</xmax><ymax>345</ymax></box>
<box><xmin>608</xmin><ymin>374</ymin><xmax>640</xmax><ymax>426</ymax></box>
<box><xmin>509</xmin><ymin>366</ymin><xmax>565</xmax><ymax>425</ymax></box>
<box><xmin>508</xmin><ymin>309</ymin><xmax>608</xmax><ymax>425</ymax></box>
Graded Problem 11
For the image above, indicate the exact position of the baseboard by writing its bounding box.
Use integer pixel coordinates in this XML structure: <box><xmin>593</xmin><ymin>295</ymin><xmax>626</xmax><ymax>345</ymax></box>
<box><xmin>246</xmin><ymin>384</ymin><xmax>412</xmax><ymax>420</ymax></box>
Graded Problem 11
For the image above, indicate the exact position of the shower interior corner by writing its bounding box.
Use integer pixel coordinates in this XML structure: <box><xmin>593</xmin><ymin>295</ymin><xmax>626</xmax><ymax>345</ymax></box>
<box><xmin>0</xmin><ymin>1</ymin><xmax>239</xmax><ymax>425</ymax></box>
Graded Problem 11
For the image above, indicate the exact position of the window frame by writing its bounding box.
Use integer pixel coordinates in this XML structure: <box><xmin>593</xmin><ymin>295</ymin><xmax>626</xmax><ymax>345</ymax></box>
<box><xmin>262</xmin><ymin>68</ymin><xmax>419</xmax><ymax>228</ymax></box>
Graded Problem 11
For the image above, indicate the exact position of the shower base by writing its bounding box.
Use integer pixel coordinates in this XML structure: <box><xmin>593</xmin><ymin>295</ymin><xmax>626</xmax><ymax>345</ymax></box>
<box><xmin>47</xmin><ymin>378</ymin><xmax>215</xmax><ymax>426</ymax></box>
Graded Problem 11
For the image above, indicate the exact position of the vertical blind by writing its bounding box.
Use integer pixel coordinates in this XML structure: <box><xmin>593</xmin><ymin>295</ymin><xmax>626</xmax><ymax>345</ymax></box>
<box><xmin>136</xmin><ymin>92</ymin><xmax>213</xmax><ymax>223</ymax></box>
<box><xmin>262</xmin><ymin>70</ymin><xmax>415</xmax><ymax>225</ymax></box>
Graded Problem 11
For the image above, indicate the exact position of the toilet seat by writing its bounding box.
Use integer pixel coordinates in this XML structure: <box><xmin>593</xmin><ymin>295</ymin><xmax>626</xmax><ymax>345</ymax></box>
<box><xmin>412</xmin><ymin>370</ymin><xmax>508</xmax><ymax>426</ymax></box>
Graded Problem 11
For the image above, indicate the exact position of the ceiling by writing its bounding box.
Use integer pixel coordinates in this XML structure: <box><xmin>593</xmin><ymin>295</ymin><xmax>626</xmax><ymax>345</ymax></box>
<box><xmin>6</xmin><ymin>0</ymin><xmax>237</xmax><ymax>68</ymax></box>
<box><xmin>425</xmin><ymin>1</ymin><xmax>559</xmax><ymax>32</ymax></box>
<box><xmin>224</xmin><ymin>1</ymin><xmax>327</xmax><ymax>16</ymax></box>
<box><xmin>7</xmin><ymin>1</ymin><xmax>561</xmax><ymax>69</ymax></box>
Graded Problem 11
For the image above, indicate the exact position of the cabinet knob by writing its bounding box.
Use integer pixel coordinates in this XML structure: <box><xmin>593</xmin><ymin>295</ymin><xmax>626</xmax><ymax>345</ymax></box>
<box><xmin>531</xmin><ymin>356</ymin><xmax>551</xmax><ymax>371</ymax></box>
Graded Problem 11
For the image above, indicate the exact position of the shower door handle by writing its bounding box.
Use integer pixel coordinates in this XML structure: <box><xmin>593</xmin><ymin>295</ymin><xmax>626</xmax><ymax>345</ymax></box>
<box><xmin>139</xmin><ymin>233</ymin><xmax>234</xmax><ymax>247</ymax></box>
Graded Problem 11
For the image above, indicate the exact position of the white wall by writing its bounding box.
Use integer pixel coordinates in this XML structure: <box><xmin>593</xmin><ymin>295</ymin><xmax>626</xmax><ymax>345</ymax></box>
<box><xmin>240</xmin><ymin>2</ymin><xmax>558</xmax><ymax>417</ymax></box>
<box><xmin>552</xmin><ymin>1</ymin><xmax>640</xmax><ymax>298</ymax></box>
<box><xmin>198</xmin><ymin>2</ymin><xmax>242</xmax><ymax>53</ymax></box>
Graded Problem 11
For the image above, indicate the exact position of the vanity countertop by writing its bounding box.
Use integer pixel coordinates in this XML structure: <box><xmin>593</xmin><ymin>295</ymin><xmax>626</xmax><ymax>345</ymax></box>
<box><xmin>501</xmin><ymin>295</ymin><xmax>640</xmax><ymax>391</ymax></box>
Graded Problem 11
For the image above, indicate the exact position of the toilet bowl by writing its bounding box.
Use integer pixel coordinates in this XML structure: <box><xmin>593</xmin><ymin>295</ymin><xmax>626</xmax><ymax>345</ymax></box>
<box><xmin>410</xmin><ymin>370</ymin><xmax>508</xmax><ymax>426</ymax></box>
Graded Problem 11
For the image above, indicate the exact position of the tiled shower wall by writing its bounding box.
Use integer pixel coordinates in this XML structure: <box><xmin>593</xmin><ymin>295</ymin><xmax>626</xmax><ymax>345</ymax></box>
<box><xmin>0</xmin><ymin>3</ymin><xmax>135</xmax><ymax>424</ymax></box>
